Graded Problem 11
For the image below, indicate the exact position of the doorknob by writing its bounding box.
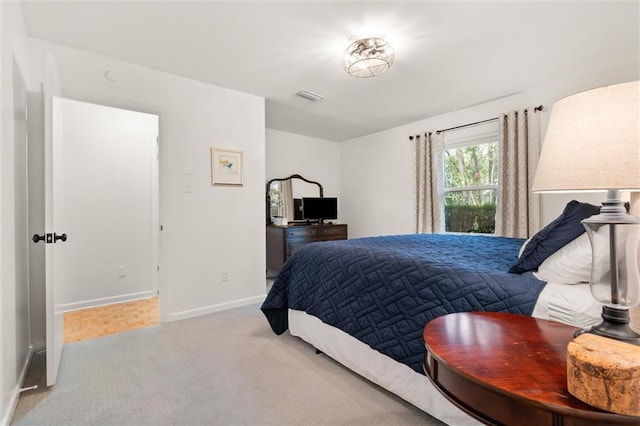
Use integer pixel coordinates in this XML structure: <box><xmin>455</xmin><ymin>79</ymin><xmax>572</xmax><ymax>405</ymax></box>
<box><xmin>32</xmin><ymin>233</ymin><xmax>67</xmax><ymax>243</ymax></box>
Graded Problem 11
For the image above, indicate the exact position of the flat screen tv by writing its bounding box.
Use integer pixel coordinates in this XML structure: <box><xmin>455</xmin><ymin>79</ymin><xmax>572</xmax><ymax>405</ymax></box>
<box><xmin>302</xmin><ymin>197</ymin><xmax>338</xmax><ymax>221</ymax></box>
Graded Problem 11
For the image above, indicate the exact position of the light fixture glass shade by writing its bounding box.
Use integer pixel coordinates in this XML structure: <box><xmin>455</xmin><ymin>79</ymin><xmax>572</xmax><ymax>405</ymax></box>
<box><xmin>584</xmin><ymin>219</ymin><xmax>640</xmax><ymax>308</ymax></box>
<box><xmin>342</xmin><ymin>38</ymin><xmax>394</xmax><ymax>78</ymax></box>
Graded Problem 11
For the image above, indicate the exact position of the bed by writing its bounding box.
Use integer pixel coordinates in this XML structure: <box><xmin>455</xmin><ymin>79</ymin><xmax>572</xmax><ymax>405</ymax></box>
<box><xmin>261</xmin><ymin>202</ymin><xmax>603</xmax><ymax>425</ymax></box>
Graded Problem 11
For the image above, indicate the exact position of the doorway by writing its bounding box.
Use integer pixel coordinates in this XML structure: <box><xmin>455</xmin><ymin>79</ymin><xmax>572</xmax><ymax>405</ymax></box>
<box><xmin>54</xmin><ymin>98</ymin><xmax>160</xmax><ymax>342</ymax></box>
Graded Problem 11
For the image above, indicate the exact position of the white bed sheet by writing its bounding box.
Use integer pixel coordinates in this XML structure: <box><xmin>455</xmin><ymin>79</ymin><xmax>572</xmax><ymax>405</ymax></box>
<box><xmin>531</xmin><ymin>282</ymin><xmax>601</xmax><ymax>327</ymax></box>
<box><xmin>288</xmin><ymin>282</ymin><xmax>601</xmax><ymax>425</ymax></box>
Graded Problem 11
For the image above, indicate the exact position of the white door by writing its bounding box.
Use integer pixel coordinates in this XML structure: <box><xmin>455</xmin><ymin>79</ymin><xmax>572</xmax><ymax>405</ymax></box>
<box><xmin>40</xmin><ymin>56</ymin><xmax>160</xmax><ymax>387</ymax></box>
<box><xmin>43</xmin><ymin>54</ymin><xmax>64</xmax><ymax>386</ymax></box>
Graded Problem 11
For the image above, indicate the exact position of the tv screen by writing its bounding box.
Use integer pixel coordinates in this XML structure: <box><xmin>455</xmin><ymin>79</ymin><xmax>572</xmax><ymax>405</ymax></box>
<box><xmin>302</xmin><ymin>197</ymin><xmax>338</xmax><ymax>221</ymax></box>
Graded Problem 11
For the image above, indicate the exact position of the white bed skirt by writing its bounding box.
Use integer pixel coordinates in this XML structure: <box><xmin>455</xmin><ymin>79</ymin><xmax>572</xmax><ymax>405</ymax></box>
<box><xmin>288</xmin><ymin>309</ymin><xmax>481</xmax><ymax>426</ymax></box>
<box><xmin>287</xmin><ymin>283</ymin><xmax>599</xmax><ymax>425</ymax></box>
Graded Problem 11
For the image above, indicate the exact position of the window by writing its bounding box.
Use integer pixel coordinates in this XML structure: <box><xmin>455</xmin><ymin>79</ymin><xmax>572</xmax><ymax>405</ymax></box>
<box><xmin>444</xmin><ymin>132</ymin><xmax>498</xmax><ymax>234</ymax></box>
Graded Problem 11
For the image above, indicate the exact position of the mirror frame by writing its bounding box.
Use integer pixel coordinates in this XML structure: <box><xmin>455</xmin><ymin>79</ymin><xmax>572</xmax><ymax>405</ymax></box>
<box><xmin>266</xmin><ymin>174</ymin><xmax>324</xmax><ymax>224</ymax></box>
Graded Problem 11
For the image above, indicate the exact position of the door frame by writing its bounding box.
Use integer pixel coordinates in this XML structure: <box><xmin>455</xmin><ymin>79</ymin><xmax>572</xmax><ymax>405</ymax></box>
<box><xmin>53</xmin><ymin>97</ymin><xmax>163</xmax><ymax>317</ymax></box>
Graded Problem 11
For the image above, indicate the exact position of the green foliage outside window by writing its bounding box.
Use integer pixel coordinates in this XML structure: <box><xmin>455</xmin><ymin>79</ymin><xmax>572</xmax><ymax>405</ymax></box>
<box><xmin>445</xmin><ymin>203</ymin><xmax>496</xmax><ymax>233</ymax></box>
<box><xmin>444</xmin><ymin>141</ymin><xmax>498</xmax><ymax>233</ymax></box>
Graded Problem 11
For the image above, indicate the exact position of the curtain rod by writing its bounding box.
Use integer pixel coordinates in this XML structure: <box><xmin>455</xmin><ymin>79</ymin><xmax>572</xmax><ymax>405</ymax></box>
<box><xmin>408</xmin><ymin>105</ymin><xmax>543</xmax><ymax>140</ymax></box>
<box><xmin>435</xmin><ymin>105</ymin><xmax>543</xmax><ymax>135</ymax></box>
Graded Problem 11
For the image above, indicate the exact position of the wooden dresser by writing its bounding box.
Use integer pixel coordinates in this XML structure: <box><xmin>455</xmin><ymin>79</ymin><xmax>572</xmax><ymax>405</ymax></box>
<box><xmin>266</xmin><ymin>224</ymin><xmax>347</xmax><ymax>277</ymax></box>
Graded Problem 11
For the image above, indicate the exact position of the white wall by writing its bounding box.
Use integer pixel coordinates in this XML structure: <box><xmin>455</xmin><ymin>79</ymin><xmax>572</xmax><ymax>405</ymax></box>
<box><xmin>1</xmin><ymin>2</ymin><xmax>33</xmax><ymax>424</ymax></box>
<box><xmin>266</xmin><ymin>129</ymin><xmax>342</xmax><ymax>221</ymax></box>
<box><xmin>340</xmin><ymin>63</ymin><xmax>639</xmax><ymax>239</ymax></box>
<box><xmin>266</xmin><ymin>128</ymin><xmax>341</xmax><ymax>197</ymax></box>
<box><xmin>24</xmin><ymin>40</ymin><xmax>266</xmax><ymax>322</ymax></box>
<box><xmin>56</xmin><ymin>98</ymin><xmax>159</xmax><ymax>309</ymax></box>
<box><xmin>1</xmin><ymin>9</ymin><xmax>266</xmax><ymax>418</ymax></box>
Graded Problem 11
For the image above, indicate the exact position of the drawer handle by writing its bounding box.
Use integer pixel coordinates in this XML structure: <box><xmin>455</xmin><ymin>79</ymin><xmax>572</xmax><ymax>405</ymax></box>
<box><xmin>287</xmin><ymin>230</ymin><xmax>318</xmax><ymax>236</ymax></box>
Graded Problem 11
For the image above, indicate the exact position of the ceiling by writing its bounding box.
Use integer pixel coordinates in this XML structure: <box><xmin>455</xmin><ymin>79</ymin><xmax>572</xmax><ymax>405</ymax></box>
<box><xmin>19</xmin><ymin>1</ymin><xmax>640</xmax><ymax>142</ymax></box>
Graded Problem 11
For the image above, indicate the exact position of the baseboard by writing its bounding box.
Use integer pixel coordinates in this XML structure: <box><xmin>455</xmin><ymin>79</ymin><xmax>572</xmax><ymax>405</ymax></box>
<box><xmin>168</xmin><ymin>294</ymin><xmax>266</xmax><ymax>322</ymax></box>
<box><xmin>1</xmin><ymin>345</ymin><xmax>33</xmax><ymax>426</ymax></box>
<box><xmin>61</xmin><ymin>290</ymin><xmax>156</xmax><ymax>313</ymax></box>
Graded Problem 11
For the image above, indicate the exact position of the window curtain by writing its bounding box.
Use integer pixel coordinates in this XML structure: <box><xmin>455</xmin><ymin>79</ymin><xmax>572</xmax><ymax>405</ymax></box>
<box><xmin>495</xmin><ymin>108</ymin><xmax>541</xmax><ymax>238</ymax></box>
<box><xmin>415</xmin><ymin>132</ymin><xmax>445</xmax><ymax>233</ymax></box>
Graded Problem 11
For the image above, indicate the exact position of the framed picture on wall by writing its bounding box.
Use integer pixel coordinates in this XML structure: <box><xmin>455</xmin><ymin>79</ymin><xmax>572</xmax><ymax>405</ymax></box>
<box><xmin>211</xmin><ymin>147</ymin><xmax>243</xmax><ymax>186</ymax></box>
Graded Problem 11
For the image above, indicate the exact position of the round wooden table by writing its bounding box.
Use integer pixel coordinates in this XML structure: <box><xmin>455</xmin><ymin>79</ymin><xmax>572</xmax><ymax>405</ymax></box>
<box><xmin>423</xmin><ymin>312</ymin><xmax>639</xmax><ymax>426</ymax></box>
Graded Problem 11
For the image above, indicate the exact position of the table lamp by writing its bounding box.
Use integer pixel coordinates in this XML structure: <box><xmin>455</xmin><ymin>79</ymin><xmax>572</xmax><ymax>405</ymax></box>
<box><xmin>532</xmin><ymin>81</ymin><xmax>640</xmax><ymax>345</ymax></box>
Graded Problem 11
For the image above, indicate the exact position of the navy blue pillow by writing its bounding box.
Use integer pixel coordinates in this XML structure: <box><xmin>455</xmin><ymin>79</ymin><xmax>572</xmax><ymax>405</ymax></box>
<box><xmin>509</xmin><ymin>200</ymin><xmax>600</xmax><ymax>274</ymax></box>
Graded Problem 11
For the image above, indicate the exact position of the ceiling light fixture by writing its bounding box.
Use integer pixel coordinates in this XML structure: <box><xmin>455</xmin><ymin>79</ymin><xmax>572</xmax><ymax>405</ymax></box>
<box><xmin>342</xmin><ymin>37</ymin><xmax>394</xmax><ymax>78</ymax></box>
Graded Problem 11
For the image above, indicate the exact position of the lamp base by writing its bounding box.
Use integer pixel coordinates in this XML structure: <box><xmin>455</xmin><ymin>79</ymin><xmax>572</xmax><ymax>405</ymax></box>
<box><xmin>575</xmin><ymin>306</ymin><xmax>640</xmax><ymax>346</ymax></box>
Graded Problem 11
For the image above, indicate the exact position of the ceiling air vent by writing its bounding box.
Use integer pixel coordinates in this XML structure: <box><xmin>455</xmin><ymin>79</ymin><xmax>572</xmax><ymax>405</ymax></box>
<box><xmin>296</xmin><ymin>89</ymin><xmax>325</xmax><ymax>102</ymax></box>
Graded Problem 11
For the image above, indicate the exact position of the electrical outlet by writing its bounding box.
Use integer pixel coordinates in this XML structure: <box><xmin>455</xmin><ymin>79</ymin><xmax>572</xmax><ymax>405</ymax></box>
<box><xmin>118</xmin><ymin>265</ymin><xmax>127</xmax><ymax>278</ymax></box>
<box><xmin>222</xmin><ymin>269</ymin><xmax>230</xmax><ymax>282</ymax></box>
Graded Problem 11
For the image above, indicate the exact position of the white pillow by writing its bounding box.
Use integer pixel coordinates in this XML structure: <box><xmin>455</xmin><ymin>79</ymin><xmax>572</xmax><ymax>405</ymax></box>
<box><xmin>534</xmin><ymin>233</ymin><xmax>592</xmax><ymax>284</ymax></box>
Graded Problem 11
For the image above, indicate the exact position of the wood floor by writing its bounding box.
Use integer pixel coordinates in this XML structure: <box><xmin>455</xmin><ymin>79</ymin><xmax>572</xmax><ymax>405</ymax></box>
<box><xmin>63</xmin><ymin>297</ymin><xmax>159</xmax><ymax>343</ymax></box>
<box><xmin>64</xmin><ymin>281</ymin><xmax>270</xmax><ymax>343</ymax></box>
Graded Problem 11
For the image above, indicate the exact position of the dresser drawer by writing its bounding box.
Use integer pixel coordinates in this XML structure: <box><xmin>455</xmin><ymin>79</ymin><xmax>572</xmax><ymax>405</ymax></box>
<box><xmin>267</xmin><ymin>223</ymin><xmax>348</xmax><ymax>275</ymax></box>
<box><xmin>318</xmin><ymin>225</ymin><xmax>348</xmax><ymax>240</ymax></box>
<box><xmin>286</xmin><ymin>227</ymin><xmax>318</xmax><ymax>238</ymax></box>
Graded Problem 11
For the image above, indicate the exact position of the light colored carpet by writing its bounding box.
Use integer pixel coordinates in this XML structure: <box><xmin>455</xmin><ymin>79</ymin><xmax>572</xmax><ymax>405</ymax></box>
<box><xmin>12</xmin><ymin>303</ymin><xmax>443</xmax><ymax>426</ymax></box>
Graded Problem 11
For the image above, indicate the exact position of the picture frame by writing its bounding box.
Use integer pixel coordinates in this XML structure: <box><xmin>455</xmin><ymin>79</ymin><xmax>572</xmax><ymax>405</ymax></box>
<box><xmin>211</xmin><ymin>147</ymin><xmax>243</xmax><ymax>186</ymax></box>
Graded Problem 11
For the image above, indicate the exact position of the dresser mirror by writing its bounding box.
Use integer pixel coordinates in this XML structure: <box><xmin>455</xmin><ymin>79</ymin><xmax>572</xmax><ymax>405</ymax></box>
<box><xmin>266</xmin><ymin>174</ymin><xmax>323</xmax><ymax>224</ymax></box>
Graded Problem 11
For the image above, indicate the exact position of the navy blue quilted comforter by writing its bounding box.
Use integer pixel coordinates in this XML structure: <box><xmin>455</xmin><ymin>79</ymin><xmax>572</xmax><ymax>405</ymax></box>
<box><xmin>261</xmin><ymin>233</ymin><xmax>545</xmax><ymax>373</ymax></box>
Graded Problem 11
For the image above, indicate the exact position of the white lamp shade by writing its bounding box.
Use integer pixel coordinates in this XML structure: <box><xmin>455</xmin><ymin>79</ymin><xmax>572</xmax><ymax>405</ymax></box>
<box><xmin>532</xmin><ymin>81</ymin><xmax>640</xmax><ymax>193</ymax></box>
